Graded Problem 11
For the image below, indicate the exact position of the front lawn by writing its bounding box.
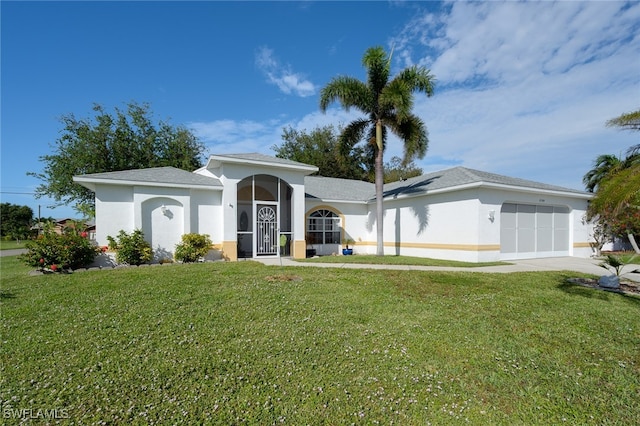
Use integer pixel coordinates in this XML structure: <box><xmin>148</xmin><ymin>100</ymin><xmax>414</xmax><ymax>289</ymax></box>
<box><xmin>1</xmin><ymin>257</ymin><xmax>638</xmax><ymax>424</ymax></box>
<box><xmin>299</xmin><ymin>254</ymin><xmax>508</xmax><ymax>267</ymax></box>
<box><xmin>0</xmin><ymin>239</ymin><xmax>26</xmax><ymax>250</ymax></box>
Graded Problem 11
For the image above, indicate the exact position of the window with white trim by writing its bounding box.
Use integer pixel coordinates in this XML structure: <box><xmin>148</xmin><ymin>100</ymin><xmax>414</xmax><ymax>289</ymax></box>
<box><xmin>307</xmin><ymin>209</ymin><xmax>341</xmax><ymax>245</ymax></box>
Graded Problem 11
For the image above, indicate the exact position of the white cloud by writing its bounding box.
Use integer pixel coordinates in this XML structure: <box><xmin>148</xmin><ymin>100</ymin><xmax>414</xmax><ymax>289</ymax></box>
<box><xmin>255</xmin><ymin>46</ymin><xmax>317</xmax><ymax>97</ymax></box>
<box><xmin>188</xmin><ymin>118</ymin><xmax>284</xmax><ymax>154</ymax></box>
<box><xmin>189</xmin><ymin>108</ymin><xmax>363</xmax><ymax>157</ymax></box>
<box><xmin>193</xmin><ymin>2</ymin><xmax>638</xmax><ymax>192</ymax></box>
<box><xmin>391</xmin><ymin>1</ymin><xmax>640</xmax><ymax>189</ymax></box>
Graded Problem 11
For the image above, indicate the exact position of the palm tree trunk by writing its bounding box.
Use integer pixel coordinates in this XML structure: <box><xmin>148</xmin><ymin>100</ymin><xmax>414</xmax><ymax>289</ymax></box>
<box><xmin>628</xmin><ymin>232</ymin><xmax>640</xmax><ymax>254</ymax></box>
<box><xmin>375</xmin><ymin>119</ymin><xmax>384</xmax><ymax>256</ymax></box>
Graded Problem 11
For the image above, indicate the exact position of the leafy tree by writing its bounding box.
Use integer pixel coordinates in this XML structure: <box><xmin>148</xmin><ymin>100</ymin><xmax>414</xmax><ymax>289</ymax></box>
<box><xmin>29</xmin><ymin>102</ymin><xmax>207</xmax><ymax>216</ymax></box>
<box><xmin>319</xmin><ymin>46</ymin><xmax>435</xmax><ymax>255</ymax></box>
<box><xmin>383</xmin><ymin>156</ymin><xmax>423</xmax><ymax>184</ymax></box>
<box><xmin>272</xmin><ymin>125</ymin><xmax>367</xmax><ymax>180</ymax></box>
<box><xmin>586</xmin><ymin>108</ymin><xmax>640</xmax><ymax>253</ymax></box>
<box><xmin>0</xmin><ymin>203</ymin><xmax>33</xmax><ymax>240</ymax></box>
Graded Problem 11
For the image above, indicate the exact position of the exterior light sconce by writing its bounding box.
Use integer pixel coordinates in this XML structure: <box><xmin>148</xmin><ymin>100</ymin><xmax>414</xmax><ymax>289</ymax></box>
<box><xmin>488</xmin><ymin>210</ymin><xmax>495</xmax><ymax>222</ymax></box>
<box><xmin>161</xmin><ymin>205</ymin><xmax>167</xmax><ymax>214</ymax></box>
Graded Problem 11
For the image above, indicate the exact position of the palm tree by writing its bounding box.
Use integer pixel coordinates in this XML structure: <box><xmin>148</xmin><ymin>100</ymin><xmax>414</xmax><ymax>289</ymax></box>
<box><xmin>585</xmin><ymin>108</ymin><xmax>640</xmax><ymax>253</ymax></box>
<box><xmin>588</xmin><ymin>162</ymin><xmax>640</xmax><ymax>254</ymax></box>
<box><xmin>582</xmin><ymin>154</ymin><xmax>623</xmax><ymax>193</ymax></box>
<box><xmin>319</xmin><ymin>46</ymin><xmax>435</xmax><ymax>256</ymax></box>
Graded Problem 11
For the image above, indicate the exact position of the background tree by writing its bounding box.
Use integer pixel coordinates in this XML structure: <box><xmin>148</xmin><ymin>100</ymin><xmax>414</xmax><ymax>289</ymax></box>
<box><xmin>319</xmin><ymin>46</ymin><xmax>435</xmax><ymax>255</ymax></box>
<box><xmin>0</xmin><ymin>203</ymin><xmax>33</xmax><ymax>240</ymax></box>
<box><xmin>272</xmin><ymin>125</ymin><xmax>367</xmax><ymax>180</ymax></box>
<box><xmin>29</xmin><ymin>102</ymin><xmax>207</xmax><ymax>216</ymax></box>
<box><xmin>585</xmin><ymin>108</ymin><xmax>640</xmax><ymax>253</ymax></box>
<box><xmin>382</xmin><ymin>156</ymin><xmax>423</xmax><ymax>183</ymax></box>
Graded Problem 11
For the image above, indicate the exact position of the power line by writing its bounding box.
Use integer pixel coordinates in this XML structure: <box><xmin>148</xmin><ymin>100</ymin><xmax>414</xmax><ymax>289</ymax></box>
<box><xmin>0</xmin><ymin>191</ymin><xmax>37</xmax><ymax>195</ymax></box>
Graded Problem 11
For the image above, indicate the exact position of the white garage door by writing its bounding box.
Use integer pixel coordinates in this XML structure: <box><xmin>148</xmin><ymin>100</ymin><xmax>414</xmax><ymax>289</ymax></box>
<box><xmin>500</xmin><ymin>203</ymin><xmax>570</xmax><ymax>259</ymax></box>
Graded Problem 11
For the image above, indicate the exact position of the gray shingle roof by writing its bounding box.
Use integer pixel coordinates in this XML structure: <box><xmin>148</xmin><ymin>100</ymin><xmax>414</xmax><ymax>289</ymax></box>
<box><xmin>307</xmin><ymin>166</ymin><xmax>589</xmax><ymax>202</ymax></box>
<box><xmin>74</xmin><ymin>167</ymin><xmax>222</xmax><ymax>188</ymax></box>
<box><xmin>384</xmin><ymin>166</ymin><xmax>587</xmax><ymax>197</ymax></box>
<box><xmin>209</xmin><ymin>153</ymin><xmax>318</xmax><ymax>171</ymax></box>
<box><xmin>304</xmin><ymin>176</ymin><xmax>374</xmax><ymax>201</ymax></box>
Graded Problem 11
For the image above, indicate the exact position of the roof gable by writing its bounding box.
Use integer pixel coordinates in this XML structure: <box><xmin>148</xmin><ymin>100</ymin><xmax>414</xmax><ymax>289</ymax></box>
<box><xmin>206</xmin><ymin>153</ymin><xmax>318</xmax><ymax>174</ymax></box>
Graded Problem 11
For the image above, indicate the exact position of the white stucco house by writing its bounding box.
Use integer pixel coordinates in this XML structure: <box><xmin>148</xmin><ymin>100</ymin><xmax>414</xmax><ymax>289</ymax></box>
<box><xmin>73</xmin><ymin>152</ymin><xmax>594</xmax><ymax>263</ymax></box>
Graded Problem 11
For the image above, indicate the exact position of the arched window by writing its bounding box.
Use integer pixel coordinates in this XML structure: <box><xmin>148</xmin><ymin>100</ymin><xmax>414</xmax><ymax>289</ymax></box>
<box><xmin>307</xmin><ymin>209</ymin><xmax>341</xmax><ymax>245</ymax></box>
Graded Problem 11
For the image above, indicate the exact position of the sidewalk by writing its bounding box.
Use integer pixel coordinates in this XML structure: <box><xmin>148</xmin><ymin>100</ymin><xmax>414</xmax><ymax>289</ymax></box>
<box><xmin>256</xmin><ymin>256</ymin><xmax>640</xmax><ymax>282</ymax></box>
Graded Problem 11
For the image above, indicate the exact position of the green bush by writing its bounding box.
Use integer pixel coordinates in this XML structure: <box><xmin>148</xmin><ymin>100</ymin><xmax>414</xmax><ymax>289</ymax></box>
<box><xmin>107</xmin><ymin>229</ymin><xmax>153</xmax><ymax>266</ymax></box>
<box><xmin>20</xmin><ymin>230</ymin><xmax>99</xmax><ymax>271</ymax></box>
<box><xmin>174</xmin><ymin>233</ymin><xmax>212</xmax><ymax>263</ymax></box>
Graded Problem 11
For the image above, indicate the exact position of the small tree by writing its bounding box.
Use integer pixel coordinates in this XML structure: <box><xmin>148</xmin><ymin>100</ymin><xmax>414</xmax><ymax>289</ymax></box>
<box><xmin>174</xmin><ymin>233</ymin><xmax>213</xmax><ymax>263</ymax></box>
<box><xmin>107</xmin><ymin>229</ymin><xmax>153</xmax><ymax>265</ymax></box>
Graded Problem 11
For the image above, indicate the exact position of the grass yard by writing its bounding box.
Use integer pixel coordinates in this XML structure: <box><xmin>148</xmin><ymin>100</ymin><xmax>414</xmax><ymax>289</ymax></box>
<box><xmin>0</xmin><ymin>240</ymin><xmax>26</xmax><ymax>250</ymax></box>
<box><xmin>1</xmin><ymin>256</ymin><xmax>638</xmax><ymax>424</ymax></box>
<box><xmin>299</xmin><ymin>254</ymin><xmax>508</xmax><ymax>267</ymax></box>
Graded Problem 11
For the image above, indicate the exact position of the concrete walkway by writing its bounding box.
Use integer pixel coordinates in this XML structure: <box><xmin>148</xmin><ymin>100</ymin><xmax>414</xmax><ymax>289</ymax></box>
<box><xmin>0</xmin><ymin>249</ymin><xmax>27</xmax><ymax>257</ymax></box>
<box><xmin>256</xmin><ymin>256</ymin><xmax>640</xmax><ymax>282</ymax></box>
<box><xmin>4</xmin><ymin>248</ymin><xmax>639</xmax><ymax>282</ymax></box>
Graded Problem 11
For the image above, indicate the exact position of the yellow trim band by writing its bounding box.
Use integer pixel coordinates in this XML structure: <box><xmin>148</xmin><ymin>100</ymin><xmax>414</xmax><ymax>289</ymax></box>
<box><xmin>358</xmin><ymin>241</ymin><xmax>501</xmax><ymax>252</ymax></box>
<box><xmin>573</xmin><ymin>242</ymin><xmax>592</xmax><ymax>248</ymax></box>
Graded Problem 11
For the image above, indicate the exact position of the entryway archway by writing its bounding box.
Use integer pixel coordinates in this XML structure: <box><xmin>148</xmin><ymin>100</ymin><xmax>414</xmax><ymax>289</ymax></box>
<box><xmin>236</xmin><ymin>175</ymin><xmax>293</xmax><ymax>259</ymax></box>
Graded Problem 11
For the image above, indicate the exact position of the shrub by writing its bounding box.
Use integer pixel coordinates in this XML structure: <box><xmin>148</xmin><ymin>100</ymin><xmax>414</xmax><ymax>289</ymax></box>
<box><xmin>20</xmin><ymin>229</ymin><xmax>99</xmax><ymax>271</ymax></box>
<box><xmin>106</xmin><ymin>229</ymin><xmax>153</xmax><ymax>265</ymax></box>
<box><xmin>174</xmin><ymin>233</ymin><xmax>213</xmax><ymax>263</ymax></box>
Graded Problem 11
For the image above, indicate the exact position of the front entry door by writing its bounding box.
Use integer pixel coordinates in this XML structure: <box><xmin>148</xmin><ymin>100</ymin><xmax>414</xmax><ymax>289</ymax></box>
<box><xmin>256</xmin><ymin>204</ymin><xmax>278</xmax><ymax>256</ymax></box>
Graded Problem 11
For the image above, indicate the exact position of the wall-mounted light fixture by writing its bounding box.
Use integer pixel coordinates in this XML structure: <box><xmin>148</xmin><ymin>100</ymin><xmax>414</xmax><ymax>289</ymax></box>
<box><xmin>488</xmin><ymin>210</ymin><xmax>495</xmax><ymax>222</ymax></box>
<box><xmin>161</xmin><ymin>205</ymin><xmax>167</xmax><ymax>214</ymax></box>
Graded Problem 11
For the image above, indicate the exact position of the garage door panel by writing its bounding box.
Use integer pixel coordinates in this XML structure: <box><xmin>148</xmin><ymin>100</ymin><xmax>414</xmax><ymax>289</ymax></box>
<box><xmin>518</xmin><ymin>204</ymin><xmax>536</xmax><ymax>227</ymax></box>
<box><xmin>501</xmin><ymin>228</ymin><xmax>517</xmax><ymax>253</ymax></box>
<box><xmin>501</xmin><ymin>203</ymin><xmax>517</xmax><ymax>227</ymax></box>
<box><xmin>500</xmin><ymin>203</ymin><xmax>570</xmax><ymax>259</ymax></box>
<box><xmin>554</xmin><ymin>229</ymin><xmax>570</xmax><ymax>251</ymax></box>
<box><xmin>517</xmin><ymin>228</ymin><xmax>536</xmax><ymax>252</ymax></box>
<box><xmin>537</xmin><ymin>227</ymin><xmax>553</xmax><ymax>251</ymax></box>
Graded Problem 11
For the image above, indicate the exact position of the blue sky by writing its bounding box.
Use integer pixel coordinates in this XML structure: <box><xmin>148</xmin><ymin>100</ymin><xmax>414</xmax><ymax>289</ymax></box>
<box><xmin>2</xmin><ymin>1</ymin><xmax>639</xmax><ymax>219</ymax></box>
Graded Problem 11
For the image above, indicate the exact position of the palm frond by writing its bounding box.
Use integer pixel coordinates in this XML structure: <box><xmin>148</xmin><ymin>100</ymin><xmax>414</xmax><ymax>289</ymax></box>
<box><xmin>589</xmin><ymin>163</ymin><xmax>640</xmax><ymax>217</ymax></box>
<box><xmin>582</xmin><ymin>154</ymin><xmax>623</xmax><ymax>193</ymax></box>
<box><xmin>319</xmin><ymin>77</ymin><xmax>370</xmax><ymax>112</ymax></box>
<box><xmin>385</xmin><ymin>114</ymin><xmax>428</xmax><ymax>162</ymax></box>
<box><xmin>339</xmin><ymin>119</ymin><xmax>370</xmax><ymax>156</ymax></box>
<box><xmin>362</xmin><ymin>46</ymin><xmax>391</xmax><ymax>101</ymax></box>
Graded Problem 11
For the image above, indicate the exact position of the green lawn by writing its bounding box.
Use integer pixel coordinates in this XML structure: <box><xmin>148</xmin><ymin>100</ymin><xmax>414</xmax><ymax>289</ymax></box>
<box><xmin>1</xmin><ymin>256</ymin><xmax>638</xmax><ymax>424</ymax></box>
<box><xmin>0</xmin><ymin>239</ymin><xmax>26</xmax><ymax>250</ymax></box>
<box><xmin>299</xmin><ymin>254</ymin><xmax>508</xmax><ymax>267</ymax></box>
